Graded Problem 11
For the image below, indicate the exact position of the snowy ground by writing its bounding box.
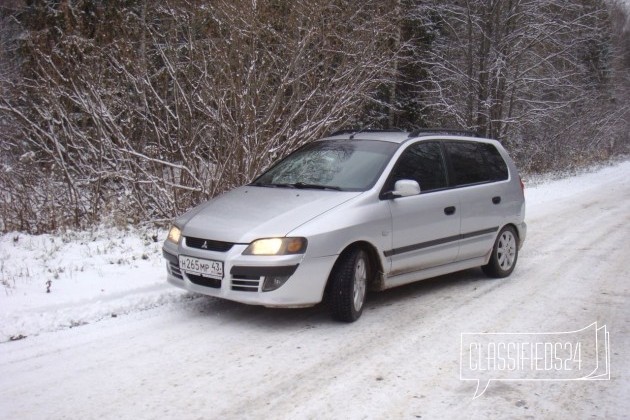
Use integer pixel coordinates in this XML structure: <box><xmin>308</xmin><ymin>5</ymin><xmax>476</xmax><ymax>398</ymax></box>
<box><xmin>1</xmin><ymin>161</ymin><xmax>629</xmax><ymax>419</ymax></box>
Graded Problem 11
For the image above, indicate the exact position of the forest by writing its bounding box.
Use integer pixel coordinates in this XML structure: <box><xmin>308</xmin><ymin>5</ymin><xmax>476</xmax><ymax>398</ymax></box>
<box><xmin>0</xmin><ymin>0</ymin><xmax>628</xmax><ymax>233</ymax></box>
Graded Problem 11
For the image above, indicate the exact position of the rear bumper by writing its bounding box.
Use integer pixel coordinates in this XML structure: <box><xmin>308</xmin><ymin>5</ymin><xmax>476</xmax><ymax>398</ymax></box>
<box><xmin>516</xmin><ymin>221</ymin><xmax>527</xmax><ymax>249</ymax></box>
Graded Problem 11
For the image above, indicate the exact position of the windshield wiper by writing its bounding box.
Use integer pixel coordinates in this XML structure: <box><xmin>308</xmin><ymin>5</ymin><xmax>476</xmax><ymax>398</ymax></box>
<box><xmin>249</xmin><ymin>182</ymin><xmax>297</xmax><ymax>189</ymax></box>
<box><xmin>249</xmin><ymin>182</ymin><xmax>341</xmax><ymax>190</ymax></box>
<box><xmin>291</xmin><ymin>182</ymin><xmax>341</xmax><ymax>191</ymax></box>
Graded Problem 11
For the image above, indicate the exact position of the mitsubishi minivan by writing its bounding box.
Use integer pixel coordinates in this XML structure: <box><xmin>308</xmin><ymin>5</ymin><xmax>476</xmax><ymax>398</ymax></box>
<box><xmin>163</xmin><ymin>129</ymin><xmax>526</xmax><ymax>322</ymax></box>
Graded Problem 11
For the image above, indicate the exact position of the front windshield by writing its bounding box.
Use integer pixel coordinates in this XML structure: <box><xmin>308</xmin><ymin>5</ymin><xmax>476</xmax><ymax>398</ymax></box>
<box><xmin>252</xmin><ymin>140</ymin><xmax>398</xmax><ymax>191</ymax></box>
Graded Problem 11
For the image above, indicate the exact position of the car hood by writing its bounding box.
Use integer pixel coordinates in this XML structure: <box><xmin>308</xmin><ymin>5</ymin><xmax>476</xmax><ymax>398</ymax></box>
<box><xmin>177</xmin><ymin>186</ymin><xmax>362</xmax><ymax>243</ymax></box>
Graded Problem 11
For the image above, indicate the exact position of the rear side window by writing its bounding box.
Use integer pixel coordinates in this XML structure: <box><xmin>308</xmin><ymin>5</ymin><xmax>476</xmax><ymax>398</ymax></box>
<box><xmin>444</xmin><ymin>141</ymin><xmax>508</xmax><ymax>186</ymax></box>
<box><xmin>479</xmin><ymin>143</ymin><xmax>508</xmax><ymax>181</ymax></box>
<box><xmin>389</xmin><ymin>142</ymin><xmax>447</xmax><ymax>192</ymax></box>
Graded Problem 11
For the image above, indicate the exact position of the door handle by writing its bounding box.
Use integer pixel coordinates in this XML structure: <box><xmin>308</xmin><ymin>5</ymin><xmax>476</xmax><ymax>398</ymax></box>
<box><xmin>444</xmin><ymin>206</ymin><xmax>456</xmax><ymax>215</ymax></box>
<box><xmin>492</xmin><ymin>196</ymin><xmax>501</xmax><ymax>204</ymax></box>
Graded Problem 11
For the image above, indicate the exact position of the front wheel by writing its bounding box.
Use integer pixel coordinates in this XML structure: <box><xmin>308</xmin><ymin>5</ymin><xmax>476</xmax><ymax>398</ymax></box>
<box><xmin>329</xmin><ymin>248</ymin><xmax>370</xmax><ymax>322</ymax></box>
<box><xmin>482</xmin><ymin>226</ymin><xmax>519</xmax><ymax>278</ymax></box>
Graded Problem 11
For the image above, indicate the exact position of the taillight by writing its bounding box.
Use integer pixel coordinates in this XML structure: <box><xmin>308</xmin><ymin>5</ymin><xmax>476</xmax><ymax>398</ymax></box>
<box><xmin>519</xmin><ymin>176</ymin><xmax>525</xmax><ymax>192</ymax></box>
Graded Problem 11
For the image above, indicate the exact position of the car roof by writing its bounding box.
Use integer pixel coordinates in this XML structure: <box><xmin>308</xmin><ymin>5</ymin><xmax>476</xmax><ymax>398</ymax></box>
<box><xmin>322</xmin><ymin>129</ymin><xmax>494</xmax><ymax>144</ymax></box>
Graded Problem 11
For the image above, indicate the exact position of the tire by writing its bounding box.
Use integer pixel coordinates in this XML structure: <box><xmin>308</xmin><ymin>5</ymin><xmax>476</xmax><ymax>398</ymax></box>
<box><xmin>329</xmin><ymin>248</ymin><xmax>370</xmax><ymax>322</ymax></box>
<box><xmin>482</xmin><ymin>226</ymin><xmax>519</xmax><ymax>278</ymax></box>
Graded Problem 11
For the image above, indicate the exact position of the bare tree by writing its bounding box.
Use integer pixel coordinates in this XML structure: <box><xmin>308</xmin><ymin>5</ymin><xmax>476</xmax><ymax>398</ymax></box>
<box><xmin>0</xmin><ymin>0</ymin><xmax>626</xmax><ymax>232</ymax></box>
<box><xmin>404</xmin><ymin>0</ymin><xmax>626</xmax><ymax>171</ymax></box>
<box><xmin>0</xmin><ymin>0</ymin><xmax>399</xmax><ymax>232</ymax></box>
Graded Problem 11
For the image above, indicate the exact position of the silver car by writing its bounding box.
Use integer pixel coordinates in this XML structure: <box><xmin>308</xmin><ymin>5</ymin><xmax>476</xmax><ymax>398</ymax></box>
<box><xmin>163</xmin><ymin>129</ymin><xmax>526</xmax><ymax>322</ymax></box>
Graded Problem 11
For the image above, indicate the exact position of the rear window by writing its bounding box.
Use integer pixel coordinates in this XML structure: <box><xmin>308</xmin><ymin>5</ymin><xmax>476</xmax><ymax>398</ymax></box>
<box><xmin>444</xmin><ymin>141</ymin><xmax>508</xmax><ymax>186</ymax></box>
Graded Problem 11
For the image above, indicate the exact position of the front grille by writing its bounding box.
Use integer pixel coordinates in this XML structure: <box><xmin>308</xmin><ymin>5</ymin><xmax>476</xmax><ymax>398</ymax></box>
<box><xmin>231</xmin><ymin>275</ymin><xmax>260</xmax><ymax>292</ymax></box>
<box><xmin>185</xmin><ymin>237</ymin><xmax>234</xmax><ymax>252</ymax></box>
<box><xmin>169</xmin><ymin>262</ymin><xmax>183</xmax><ymax>279</ymax></box>
<box><xmin>187</xmin><ymin>274</ymin><xmax>222</xmax><ymax>288</ymax></box>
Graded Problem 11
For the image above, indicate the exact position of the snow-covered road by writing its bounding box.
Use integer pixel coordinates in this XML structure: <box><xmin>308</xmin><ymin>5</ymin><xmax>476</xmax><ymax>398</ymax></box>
<box><xmin>1</xmin><ymin>161</ymin><xmax>629</xmax><ymax>419</ymax></box>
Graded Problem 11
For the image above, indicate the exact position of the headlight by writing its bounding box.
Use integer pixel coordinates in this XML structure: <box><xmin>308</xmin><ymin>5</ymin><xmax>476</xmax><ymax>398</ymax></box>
<box><xmin>243</xmin><ymin>237</ymin><xmax>307</xmax><ymax>256</ymax></box>
<box><xmin>167</xmin><ymin>226</ymin><xmax>182</xmax><ymax>244</ymax></box>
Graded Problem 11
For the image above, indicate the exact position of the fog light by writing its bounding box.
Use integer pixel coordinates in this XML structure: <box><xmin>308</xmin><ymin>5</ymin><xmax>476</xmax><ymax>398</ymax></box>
<box><xmin>262</xmin><ymin>275</ymin><xmax>290</xmax><ymax>292</ymax></box>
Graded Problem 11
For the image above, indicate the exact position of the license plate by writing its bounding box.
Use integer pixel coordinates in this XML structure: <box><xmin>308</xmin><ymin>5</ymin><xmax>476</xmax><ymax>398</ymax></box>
<box><xmin>179</xmin><ymin>255</ymin><xmax>223</xmax><ymax>279</ymax></box>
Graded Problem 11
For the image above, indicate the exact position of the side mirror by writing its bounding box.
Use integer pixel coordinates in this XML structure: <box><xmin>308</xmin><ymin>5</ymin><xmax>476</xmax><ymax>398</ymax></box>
<box><xmin>392</xmin><ymin>179</ymin><xmax>421</xmax><ymax>197</ymax></box>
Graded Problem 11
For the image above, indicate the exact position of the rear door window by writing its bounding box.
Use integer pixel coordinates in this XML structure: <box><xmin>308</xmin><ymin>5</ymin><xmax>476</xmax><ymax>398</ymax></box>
<box><xmin>444</xmin><ymin>141</ymin><xmax>508</xmax><ymax>186</ymax></box>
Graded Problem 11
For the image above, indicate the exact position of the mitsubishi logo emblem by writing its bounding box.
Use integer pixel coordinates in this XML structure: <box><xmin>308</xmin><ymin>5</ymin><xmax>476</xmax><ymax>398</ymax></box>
<box><xmin>201</xmin><ymin>241</ymin><xmax>209</xmax><ymax>249</ymax></box>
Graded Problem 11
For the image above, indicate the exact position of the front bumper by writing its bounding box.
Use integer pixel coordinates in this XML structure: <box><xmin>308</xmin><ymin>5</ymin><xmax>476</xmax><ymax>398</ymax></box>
<box><xmin>162</xmin><ymin>241</ymin><xmax>336</xmax><ymax>307</ymax></box>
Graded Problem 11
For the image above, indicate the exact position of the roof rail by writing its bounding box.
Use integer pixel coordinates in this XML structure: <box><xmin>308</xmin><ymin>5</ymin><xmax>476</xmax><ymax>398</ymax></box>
<box><xmin>328</xmin><ymin>129</ymin><xmax>358</xmax><ymax>136</ymax></box>
<box><xmin>408</xmin><ymin>128</ymin><xmax>478</xmax><ymax>138</ymax></box>
<box><xmin>328</xmin><ymin>128</ymin><xmax>405</xmax><ymax>137</ymax></box>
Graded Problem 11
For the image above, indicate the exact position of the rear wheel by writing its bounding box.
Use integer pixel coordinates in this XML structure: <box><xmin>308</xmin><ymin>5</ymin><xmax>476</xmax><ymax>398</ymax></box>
<box><xmin>482</xmin><ymin>226</ymin><xmax>518</xmax><ymax>278</ymax></box>
<box><xmin>329</xmin><ymin>248</ymin><xmax>369</xmax><ymax>322</ymax></box>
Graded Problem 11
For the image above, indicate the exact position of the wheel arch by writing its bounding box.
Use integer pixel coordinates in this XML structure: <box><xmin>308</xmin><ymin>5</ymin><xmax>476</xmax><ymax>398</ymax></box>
<box><xmin>500</xmin><ymin>222</ymin><xmax>525</xmax><ymax>248</ymax></box>
<box><xmin>483</xmin><ymin>223</ymin><xmax>520</xmax><ymax>265</ymax></box>
<box><xmin>482</xmin><ymin>223</ymin><xmax>520</xmax><ymax>278</ymax></box>
<box><xmin>323</xmin><ymin>240</ymin><xmax>385</xmax><ymax>299</ymax></box>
